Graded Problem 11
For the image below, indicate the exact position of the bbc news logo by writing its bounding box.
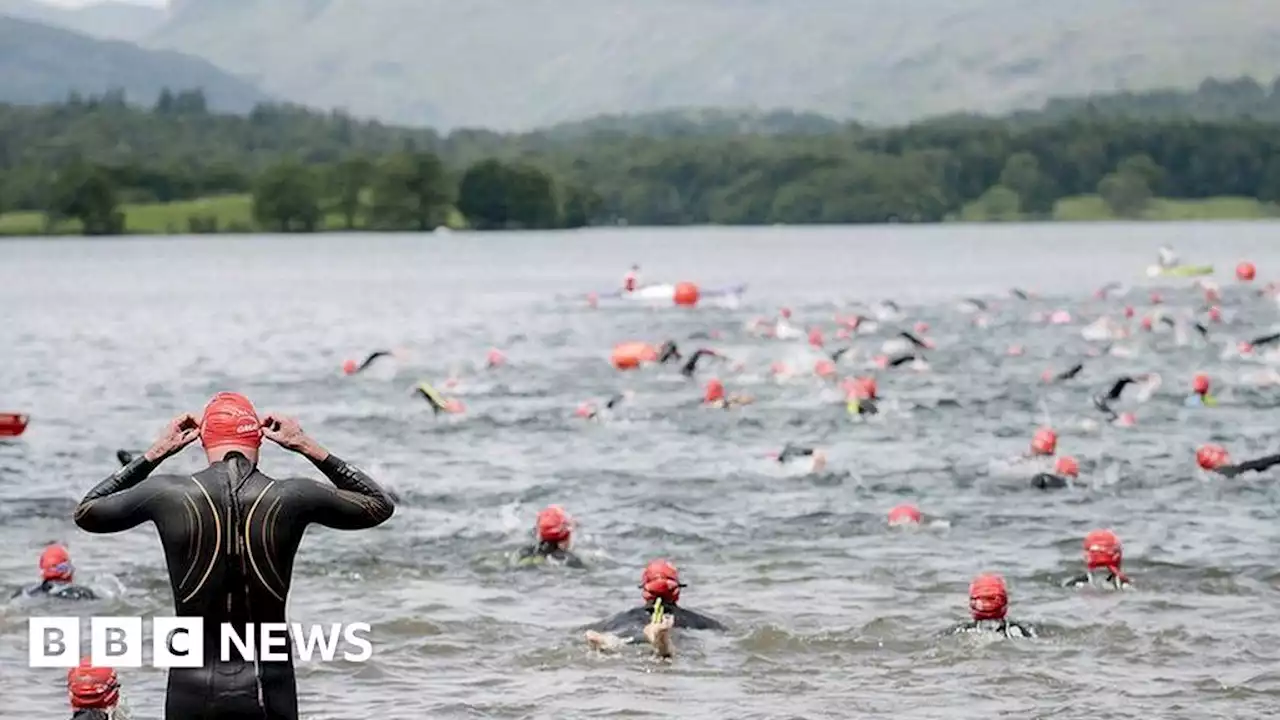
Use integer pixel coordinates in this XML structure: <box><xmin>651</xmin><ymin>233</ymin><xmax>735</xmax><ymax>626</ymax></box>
<box><xmin>29</xmin><ymin>617</ymin><xmax>373</xmax><ymax>667</ymax></box>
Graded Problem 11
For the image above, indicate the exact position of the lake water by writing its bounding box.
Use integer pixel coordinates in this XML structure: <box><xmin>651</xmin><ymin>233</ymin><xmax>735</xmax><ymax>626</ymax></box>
<box><xmin>3</xmin><ymin>223</ymin><xmax>1280</xmax><ymax>719</ymax></box>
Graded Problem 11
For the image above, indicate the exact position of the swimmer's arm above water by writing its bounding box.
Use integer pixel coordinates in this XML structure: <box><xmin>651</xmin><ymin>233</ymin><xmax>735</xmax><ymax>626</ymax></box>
<box><xmin>263</xmin><ymin>415</ymin><xmax>395</xmax><ymax>529</ymax></box>
<box><xmin>1217</xmin><ymin>453</ymin><xmax>1280</xmax><ymax>478</ymax></box>
<box><xmin>75</xmin><ymin>413</ymin><xmax>201</xmax><ymax>533</ymax></box>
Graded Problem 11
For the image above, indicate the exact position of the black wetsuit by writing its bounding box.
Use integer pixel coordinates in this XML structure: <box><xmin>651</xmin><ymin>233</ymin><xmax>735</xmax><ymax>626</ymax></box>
<box><xmin>586</xmin><ymin>603</ymin><xmax>726</xmax><ymax>643</ymax></box>
<box><xmin>657</xmin><ymin>341</ymin><xmax>681</xmax><ymax>364</ymax></box>
<box><xmin>74</xmin><ymin>451</ymin><xmax>394</xmax><ymax>720</ymax></box>
<box><xmin>1092</xmin><ymin>376</ymin><xmax>1138</xmax><ymax>420</ymax></box>
<box><xmin>116</xmin><ymin>450</ymin><xmax>136</xmax><ymax>466</ymax></box>
<box><xmin>582</xmin><ymin>394</ymin><xmax>626</xmax><ymax>420</ymax></box>
<box><xmin>1158</xmin><ymin>316</ymin><xmax>1209</xmax><ymax>340</ymax></box>
<box><xmin>71</xmin><ymin>710</ymin><xmax>111</xmax><ymax>720</ymax></box>
<box><xmin>10</xmin><ymin>579</ymin><xmax>97</xmax><ymax>600</ymax></box>
<box><xmin>885</xmin><ymin>354</ymin><xmax>919</xmax><ymax>368</ymax></box>
<box><xmin>1030</xmin><ymin>473</ymin><xmax>1072</xmax><ymax>490</ymax></box>
<box><xmin>899</xmin><ymin>331</ymin><xmax>929</xmax><ymax>350</ymax></box>
<box><xmin>1050</xmin><ymin>363</ymin><xmax>1085</xmax><ymax>382</ymax></box>
<box><xmin>777</xmin><ymin>444</ymin><xmax>816</xmax><ymax>464</ymax></box>
<box><xmin>1213</xmin><ymin>454</ymin><xmax>1280</xmax><ymax>478</ymax></box>
<box><xmin>1010</xmin><ymin>288</ymin><xmax>1030</xmax><ymax>300</ymax></box>
<box><xmin>1062</xmin><ymin>571</ymin><xmax>1131</xmax><ymax>590</ymax></box>
<box><xmin>1249</xmin><ymin>332</ymin><xmax>1280</xmax><ymax>350</ymax></box>
<box><xmin>830</xmin><ymin>347</ymin><xmax>853</xmax><ymax>363</ymax></box>
<box><xmin>351</xmin><ymin>350</ymin><xmax>393</xmax><ymax>374</ymax></box>
<box><xmin>515</xmin><ymin>541</ymin><xmax>587</xmax><ymax>569</ymax></box>
<box><xmin>680</xmin><ymin>350</ymin><xmax>719</xmax><ymax>378</ymax></box>
<box><xmin>950</xmin><ymin>619</ymin><xmax>1036</xmax><ymax>638</ymax></box>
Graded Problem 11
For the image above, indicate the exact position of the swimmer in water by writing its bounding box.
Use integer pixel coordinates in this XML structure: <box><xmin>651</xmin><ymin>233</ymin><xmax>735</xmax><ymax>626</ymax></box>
<box><xmin>657</xmin><ymin>340</ymin><xmax>681</xmax><ymax>364</ymax></box>
<box><xmin>843</xmin><ymin>376</ymin><xmax>879</xmax><ymax>416</ymax></box>
<box><xmin>1062</xmin><ymin>529</ymin><xmax>1132</xmax><ymax>590</ymax></box>
<box><xmin>775</xmin><ymin>443</ymin><xmax>828</xmax><ymax>473</ymax></box>
<box><xmin>1196</xmin><ymin>444</ymin><xmax>1280</xmax><ymax>478</ymax></box>
<box><xmin>414</xmin><ymin>381</ymin><xmax>464</xmax><ymax>414</ymax></box>
<box><xmin>1185</xmin><ymin>373</ymin><xmax>1217</xmax><ymax>407</ymax></box>
<box><xmin>950</xmin><ymin>574</ymin><xmax>1036</xmax><ymax>638</ymax></box>
<box><xmin>1043</xmin><ymin>361</ymin><xmax>1085</xmax><ymax>383</ymax></box>
<box><xmin>515</xmin><ymin>505</ymin><xmax>586</xmax><ymax>569</ymax></box>
<box><xmin>623</xmin><ymin>264</ymin><xmax>640</xmax><ymax>293</ymax></box>
<box><xmin>1159</xmin><ymin>315</ymin><xmax>1209</xmax><ymax>342</ymax></box>
<box><xmin>115</xmin><ymin>449</ymin><xmax>137</xmax><ymax>465</ymax></box>
<box><xmin>680</xmin><ymin>348</ymin><xmax>723</xmax><ymax>378</ymax></box>
<box><xmin>1238</xmin><ymin>331</ymin><xmax>1280</xmax><ymax>356</ymax></box>
<box><xmin>67</xmin><ymin>659</ymin><xmax>122</xmax><ymax>720</ymax></box>
<box><xmin>343</xmin><ymin>350</ymin><xmax>393</xmax><ymax>375</ymax></box>
<box><xmin>583</xmin><ymin>560</ymin><xmax>726</xmax><ymax>658</ymax></box>
<box><xmin>1030</xmin><ymin>455</ymin><xmax>1079</xmax><ymax>490</ymax></box>
<box><xmin>1010</xmin><ymin>288</ymin><xmax>1032</xmax><ymax>300</ymax></box>
<box><xmin>703</xmin><ymin>378</ymin><xmax>753</xmax><ymax>409</ymax></box>
<box><xmin>73</xmin><ymin>392</ymin><xmax>394</xmax><ymax>720</ymax></box>
<box><xmin>577</xmin><ymin>393</ymin><xmax>628</xmax><ymax>420</ymax></box>
<box><xmin>1091</xmin><ymin>374</ymin><xmax>1154</xmax><ymax>421</ymax></box>
<box><xmin>10</xmin><ymin>544</ymin><xmax>97</xmax><ymax>600</ymax></box>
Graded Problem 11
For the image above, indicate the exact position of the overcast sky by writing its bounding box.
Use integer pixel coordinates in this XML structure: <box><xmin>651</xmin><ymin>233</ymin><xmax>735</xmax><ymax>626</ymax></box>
<box><xmin>38</xmin><ymin>0</ymin><xmax>165</xmax><ymax>6</ymax></box>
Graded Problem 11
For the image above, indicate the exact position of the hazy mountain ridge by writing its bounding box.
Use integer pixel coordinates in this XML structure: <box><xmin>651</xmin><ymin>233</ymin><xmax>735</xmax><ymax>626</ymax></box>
<box><xmin>140</xmin><ymin>0</ymin><xmax>1280</xmax><ymax>130</ymax></box>
<box><xmin>0</xmin><ymin>14</ymin><xmax>269</xmax><ymax>112</ymax></box>
<box><xmin>0</xmin><ymin>0</ymin><xmax>164</xmax><ymax>41</ymax></box>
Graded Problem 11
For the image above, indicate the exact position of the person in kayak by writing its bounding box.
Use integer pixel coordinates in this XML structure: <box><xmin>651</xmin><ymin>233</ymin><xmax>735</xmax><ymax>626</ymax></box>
<box><xmin>703</xmin><ymin>378</ymin><xmax>753</xmax><ymax>409</ymax></box>
<box><xmin>1031</xmin><ymin>455</ymin><xmax>1079</xmax><ymax>490</ymax></box>
<box><xmin>949</xmin><ymin>574</ymin><xmax>1036</xmax><ymax>638</ymax></box>
<box><xmin>515</xmin><ymin>505</ymin><xmax>586</xmax><ymax>569</ymax></box>
<box><xmin>773</xmin><ymin>443</ymin><xmax>828</xmax><ymax>473</ymax></box>
<box><xmin>67</xmin><ymin>659</ymin><xmax>122</xmax><ymax>720</ymax></box>
<box><xmin>1185</xmin><ymin>373</ymin><xmax>1217</xmax><ymax>407</ymax></box>
<box><xmin>1196</xmin><ymin>444</ymin><xmax>1280</xmax><ymax>477</ymax></box>
<box><xmin>342</xmin><ymin>350</ymin><xmax>394</xmax><ymax>376</ymax></box>
<box><xmin>1062</xmin><ymin>529</ymin><xmax>1132</xmax><ymax>590</ymax></box>
<box><xmin>583</xmin><ymin>559</ymin><xmax>726</xmax><ymax>658</ymax></box>
<box><xmin>623</xmin><ymin>264</ymin><xmax>640</xmax><ymax>293</ymax></box>
<box><xmin>10</xmin><ymin>544</ymin><xmax>97</xmax><ymax>600</ymax></box>
<box><xmin>414</xmin><ymin>381</ymin><xmax>464</xmax><ymax>414</ymax></box>
<box><xmin>73</xmin><ymin>392</ymin><xmax>395</xmax><ymax>720</ymax></box>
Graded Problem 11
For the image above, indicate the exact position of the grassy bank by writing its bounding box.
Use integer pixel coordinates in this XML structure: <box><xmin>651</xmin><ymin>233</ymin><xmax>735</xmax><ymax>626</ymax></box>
<box><xmin>0</xmin><ymin>195</ymin><xmax>470</xmax><ymax>236</ymax></box>
<box><xmin>962</xmin><ymin>194</ymin><xmax>1280</xmax><ymax>222</ymax></box>
<box><xmin>2</xmin><ymin>194</ymin><xmax>1277</xmax><ymax>236</ymax></box>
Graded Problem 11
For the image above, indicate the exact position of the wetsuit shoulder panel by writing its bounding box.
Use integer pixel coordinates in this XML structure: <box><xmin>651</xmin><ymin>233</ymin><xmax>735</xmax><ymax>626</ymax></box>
<box><xmin>74</xmin><ymin>456</ymin><xmax>189</xmax><ymax>533</ymax></box>
<box><xmin>669</xmin><ymin>605</ymin><xmax>728</xmax><ymax>631</ymax></box>
<box><xmin>290</xmin><ymin>454</ymin><xmax>395</xmax><ymax>530</ymax></box>
<box><xmin>586</xmin><ymin>606</ymin><xmax>650</xmax><ymax>637</ymax></box>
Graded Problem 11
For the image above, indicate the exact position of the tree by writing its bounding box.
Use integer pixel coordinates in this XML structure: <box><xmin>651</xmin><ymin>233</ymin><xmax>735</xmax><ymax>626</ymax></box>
<box><xmin>1117</xmin><ymin>154</ymin><xmax>1167</xmax><ymax>195</ymax></box>
<box><xmin>972</xmin><ymin>185</ymin><xmax>1022</xmax><ymax>221</ymax></box>
<box><xmin>252</xmin><ymin>160</ymin><xmax>321</xmax><ymax>232</ymax></box>
<box><xmin>47</xmin><ymin>160</ymin><xmax>124</xmax><ymax>235</ymax></box>
<box><xmin>998</xmin><ymin>152</ymin><xmax>1056</xmax><ymax>215</ymax></box>
<box><xmin>1098</xmin><ymin>172</ymin><xmax>1152</xmax><ymax>218</ymax></box>
<box><xmin>456</xmin><ymin>159</ymin><xmax>510</xmax><ymax>228</ymax></box>
<box><xmin>368</xmin><ymin>151</ymin><xmax>451</xmax><ymax>230</ymax></box>
<box><xmin>325</xmin><ymin>156</ymin><xmax>373</xmax><ymax>229</ymax></box>
<box><xmin>561</xmin><ymin>185</ymin><xmax>602</xmax><ymax>228</ymax></box>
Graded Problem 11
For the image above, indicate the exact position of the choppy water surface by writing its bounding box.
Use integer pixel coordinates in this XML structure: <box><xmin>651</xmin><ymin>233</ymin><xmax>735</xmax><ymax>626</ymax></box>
<box><xmin>4</xmin><ymin>224</ymin><xmax>1280</xmax><ymax>719</ymax></box>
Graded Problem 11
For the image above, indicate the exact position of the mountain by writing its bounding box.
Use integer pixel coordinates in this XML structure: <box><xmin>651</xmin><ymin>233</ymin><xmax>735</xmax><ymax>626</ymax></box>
<box><xmin>0</xmin><ymin>15</ymin><xmax>269</xmax><ymax>111</ymax></box>
<box><xmin>0</xmin><ymin>0</ymin><xmax>165</xmax><ymax>41</ymax></box>
<box><xmin>141</xmin><ymin>0</ymin><xmax>1280</xmax><ymax>130</ymax></box>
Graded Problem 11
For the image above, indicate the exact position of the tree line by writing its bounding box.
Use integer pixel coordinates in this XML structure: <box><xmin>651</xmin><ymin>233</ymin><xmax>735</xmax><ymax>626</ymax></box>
<box><xmin>4</xmin><ymin>82</ymin><xmax>1280</xmax><ymax>234</ymax></box>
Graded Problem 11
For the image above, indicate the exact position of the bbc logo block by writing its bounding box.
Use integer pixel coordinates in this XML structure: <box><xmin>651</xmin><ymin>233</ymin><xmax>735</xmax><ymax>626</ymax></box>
<box><xmin>29</xmin><ymin>616</ymin><xmax>204</xmax><ymax>668</ymax></box>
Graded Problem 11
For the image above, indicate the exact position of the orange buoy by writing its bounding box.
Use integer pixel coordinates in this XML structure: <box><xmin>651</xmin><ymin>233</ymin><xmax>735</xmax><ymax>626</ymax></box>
<box><xmin>0</xmin><ymin>413</ymin><xmax>29</xmax><ymax>437</ymax></box>
<box><xmin>673</xmin><ymin>282</ymin><xmax>700</xmax><ymax>307</ymax></box>
<box><xmin>611</xmin><ymin>342</ymin><xmax>658</xmax><ymax>370</ymax></box>
<box><xmin>1237</xmin><ymin>261</ymin><xmax>1257</xmax><ymax>282</ymax></box>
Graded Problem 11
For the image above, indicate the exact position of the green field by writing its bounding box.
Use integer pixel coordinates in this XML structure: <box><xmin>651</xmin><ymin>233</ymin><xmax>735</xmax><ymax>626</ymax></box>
<box><xmin>960</xmin><ymin>194</ymin><xmax>1280</xmax><ymax>223</ymax></box>
<box><xmin>0</xmin><ymin>195</ymin><xmax>471</xmax><ymax>236</ymax></box>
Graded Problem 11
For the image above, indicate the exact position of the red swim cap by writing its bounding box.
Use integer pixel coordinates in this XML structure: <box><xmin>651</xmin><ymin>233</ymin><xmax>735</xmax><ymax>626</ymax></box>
<box><xmin>914</xmin><ymin>321</ymin><xmax>929</xmax><ymax>335</ymax></box>
<box><xmin>1208</xmin><ymin>306</ymin><xmax>1222</xmax><ymax>322</ymax></box>
<box><xmin>887</xmin><ymin>504</ymin><xmax>922</xmax><ymax>526</ymax></box>
<box><xmin>850</xmin><ymin>376</ymin><xmax>877</xmax><ymax>400</ymax></box>
<box><xmin>704</xmin><ymin>378</ymin><xmax>725</xmax><ymax>403</ymax></box>
<box><xmin>342</xmin><ymin>359</ymin><xmax>357</xmax><ymax>375</ymax></box>
<box><xmin>968</xmin><ymin>574</ymin><xmax>1008</xmax><ymax>621</ymax></box>
<box><xmin>814</xmin><ymin>359</ymin><xmax>836</xmax><ymax>378</ymax></box>
<box><xmin>68</xmin><ymin>658</ymin><xmax>119</xmax><ymax>710</ymax></box>
<box><xmin>1196</xmin><ymin>444</ymin><xmax>1230</xmax><ymax>470</ymax></box>
<box><xmin>1054</xmin><ymin>455</ymin><xmax>1079</xmax><ymax>478</ymax></box>
<box><xmin>808</xmin><ymin>327</ymin><xmax>824</xmax><ymax>348</ymax></box>
<box><xmin>486</xmin><ymin>348</ymin><xmax>506</xmax><ymax>367</ymax></box>
<box><xmin>1192</xmin><ymin>373</ymin><xmax>1210</xmax><ymax>395</ymax></box>
<box><xmin>1031</xmin><ymin>427</ymin><xmax>1057</xmax><ymax>456</ymax></box>
<box><xmin>200</xmin><ymin>392</ymin><xmax>262</xmax><ymax>451</ymax></box>
<box><xmin>536</xmin><ymin>505</ymin><xmax>571</xmax><ymax>544</ymax></box>
<box><xmin>640</xmin><ymin>559</ymin><xmax>683</xmax><ymax>605</ymax></box>
<box><xmin>779</xmin><ymin>307</ymin><xmax>792</xmax><ymax>319</ymax></box>
<box><xmin>1237</xmin><ymin>261</ymin><xmax>1257</xmax><ymax>282</ymax></box>
<box><xmin>1083</xmin><ymin>529</ymin><xmax>1122</xmax><ymax>573</ymax></box>
<box><xmin>40</xmin><ymin>544</ymin><xmax>73</xmax><ymax>582</ymax></box>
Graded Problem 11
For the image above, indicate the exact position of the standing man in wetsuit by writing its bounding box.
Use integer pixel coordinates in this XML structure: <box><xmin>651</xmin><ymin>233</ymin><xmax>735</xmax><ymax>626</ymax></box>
<box><xmin>74</xmin><ymin>392</ymin><xmax>395</xmax><ymax>720</ymax></box>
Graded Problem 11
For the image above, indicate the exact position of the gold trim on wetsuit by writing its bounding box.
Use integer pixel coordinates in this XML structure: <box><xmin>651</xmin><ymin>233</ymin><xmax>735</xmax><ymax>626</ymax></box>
<box><xmin>178</xmin><ymin>495</ymin><xmax>204</xmax><ymax>589</ymax></box>
<box><xmin>182</xmin><ymin>476</ymin><xmax>223</xmax><ymax>604</ymax></box>
<box><xmin>245</xmin><ymin>481</ymin><xmax>285</xmax><ymax>601</ymax></box>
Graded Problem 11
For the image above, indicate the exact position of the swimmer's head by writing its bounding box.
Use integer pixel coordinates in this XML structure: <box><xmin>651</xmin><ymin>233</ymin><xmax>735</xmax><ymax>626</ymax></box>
<box><xmin>968</xmin><ymin>573</ymin><xmax>1008</xmax><ymax>621</ymax></box>
<box><xmin>486</xmin><ymin>348</ymin><xmax>506</xmax><ymax>368</ymax></box>
<box><xmin>808</xmin><ymin>327</ymin><xmax>824</xmax><ymax>348</ymax></box>
<box><xmin>342</xmin><ymin>359</ymin><xmax>358</xmax><ymax>375</ymax></box>
<box><xmin>574</xmin><ymin>402</ymin><xmax>595</xmax><ymax>419</ymax></box>
<box><xmin>1054</xmin><ymin>455</ymin><xmax>1079</xmax><ymax>479</ymax></box>
<box><xmin>914</xmin><ymin>321</ymin><xmax>929</xmax><ymax>335</ymax></box>
<box><xmin>704</xmin><ymin>378</ymin><xmax>725</xmax><ymax>404</ymax></box>
<box><xmin>779</xmin><ymin>307</ymin><xmax>792</xmax><ymax>319</ymax></box>
<box><xmin>1192</xmin><ymin>373</ymin><xmax>1210</xmax><ymax>396</ymax></box>
<box><xmin>200</xmin><ymin>392</ymin><xmax>262</xmax><ymax>461</ymax></box>
<box><xmin>850</xmin><ymin>376</ymin><xmax>877</xmax><ymax>400</ymax></box>
<box><xmin>40</xmin><ymin>544</ymin><xmax>73</xmax><ymax>582</ymax></box>
<box><xmin>814</xmin><ymin>359</ymin><xmax>836</xmax><ymax>379</ymax></box>
<box><xmin>640</xmin><ymin>559</ymin><xmax>685</xmax><ymax>605</ymax></box>
<box><xmin>536</xmin><ymin>505</ymin><xmax>572</xmax><ymax>547</ymax></box>
<box><xmin>1238</xmin><ymin>341</ymin><xmax>1254</xmax><ymax>355</ymax></box>
<box><xmin>1149</xmin><ymin>292</ymin><xmax>1163</xmax><ymax>304</ymax></box>
<box><xmin>1141</xmin><ymin>316</ymin><xmax>1153</xmax><ymax>331</ymax></box>
<box><xmin>1196</xmin><ymin>444</ymin><xmax>1230</xmax><ymax>470</ymax></box>
<box><xmin>1124</xmin><ymin>305</ymin><xmax>1135</xmax><ymax>318</ymax></box>
<box><xmin>1237</xmin><ymin>261</ymin><xmax>1257</xmax><ymax>282</ymax></box>
<box><xmin>586</xmin><ymin>292</ymin><xmax>599</xmax><ymax>309</ymax></box>
<box><xmin>68</xmin><ymin>658</ymin><xmax>119</xmax><ymax>710</ymax></box>
<box><xmin>1083</xmin><ymin>529</ymin><xmax>1122</xmax><ymax>574</ymax></box>
<box><xmin>887</xmin><ymin>504</ymin><xmax>922</xmax><ymax>526</ymax></box>
<box><xmin>1208</xmin><ymin>306</ymin><xmax>1222</xmax><ymax>323</ymax></box>
<box><xmin>1116</xmin><ymin>411</ymin><xmax>1137</xmax><ymax>427</ymax></box>
<box><xmin>1031</xmin><ymin>427</ymin><xmax>1057</xmax><ymax>456</ymax></box>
